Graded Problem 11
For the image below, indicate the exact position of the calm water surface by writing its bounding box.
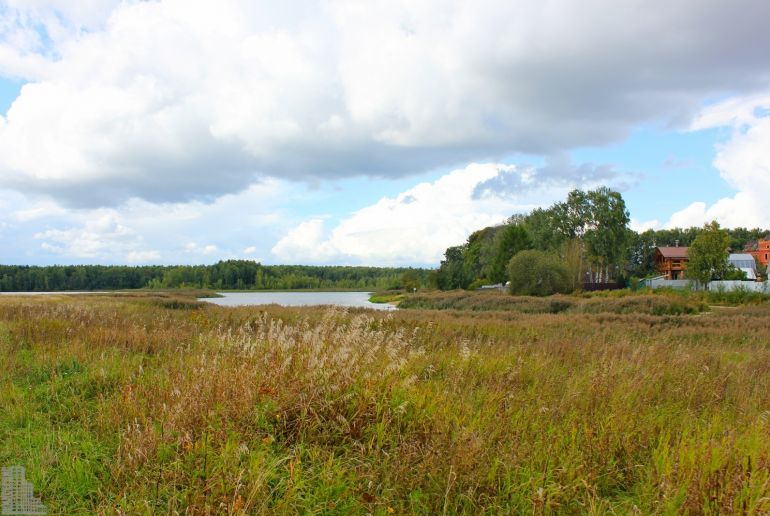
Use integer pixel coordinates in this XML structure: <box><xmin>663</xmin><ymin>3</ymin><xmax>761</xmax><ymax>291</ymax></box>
<box><xmin>202</xmin><ymin>292</ymin><xmax>396</xmax><ymax>310</ymax></box>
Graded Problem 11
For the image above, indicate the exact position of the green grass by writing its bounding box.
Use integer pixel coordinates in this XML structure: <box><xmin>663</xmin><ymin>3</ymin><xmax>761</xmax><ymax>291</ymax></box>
<box><xmin>368</xmin><ymin>291</ymin><xmax>405</xmax><ymax>305</ymax></box>
<box><xmin>1</xmin><ymin>295</ymin><xmax>770</xmax><ymax>513</ymax></box>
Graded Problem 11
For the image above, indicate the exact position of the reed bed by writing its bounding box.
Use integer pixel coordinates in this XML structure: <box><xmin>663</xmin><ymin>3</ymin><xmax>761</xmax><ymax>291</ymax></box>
<box><xmin>1</xmin><ymin>294</ymin><xmax>770</xmax><ymax>514</ymax></box>
<box><xmin>398</xmin><ymin>290</ymin><xmax>708</xmax><ymax>315</ymax></box>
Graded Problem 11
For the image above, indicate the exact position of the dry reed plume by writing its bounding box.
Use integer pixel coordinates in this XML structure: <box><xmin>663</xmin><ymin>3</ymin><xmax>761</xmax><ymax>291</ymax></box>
<box><xmin>1</xmin><ymin>293</ymin><xmax>770</xmax><ymax>513</ymax></box>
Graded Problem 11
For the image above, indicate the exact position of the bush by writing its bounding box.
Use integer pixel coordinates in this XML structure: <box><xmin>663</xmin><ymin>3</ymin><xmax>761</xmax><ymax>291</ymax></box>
<box><xmin>467</xmin><ymin>278</ymin><xmax>489</xmax><ymax>291</ymax></box>
<box><xmin>507</xmin><ymin>250</ymin><xmax>571</xmax><ymax>296</ymax></box>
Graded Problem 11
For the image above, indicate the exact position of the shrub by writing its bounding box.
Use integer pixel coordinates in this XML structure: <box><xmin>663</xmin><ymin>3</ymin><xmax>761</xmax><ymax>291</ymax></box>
<box><xmin>466</xmin><ymin>278</ymin><xmax>489</xmax><ymax>291</ymax></box>
<box><xmin>507</xmin><ymin>250</ymin><xmax>571</xmax><ymax>296</ymax></box>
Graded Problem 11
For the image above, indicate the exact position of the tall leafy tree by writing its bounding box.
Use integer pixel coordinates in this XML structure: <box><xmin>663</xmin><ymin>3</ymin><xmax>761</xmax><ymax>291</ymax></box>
<box><xmin>559</xmin><ymin>238</ymin><xmax>585</xmax><ymax>290</ymax></box>
<box><xmin>727</xmin><ymin>227</ymin><xmax>769</xmax><ymax>252</ymax></box>
<box><xmin>400</xmin><ymin>269</ymin><xmax>421</xmax><ymax>291</ymax></box>
<box><xmin>626</xmin><ymin>229</ymin><xmax>658</xmax><ymax>278</ymax></box>
<box><xmin>487</xmin><ymin>224</ymin><xmax>532</xmax><ymax>283</ymax></box>
<box><xmin>687</xmin><ymin>221</ymin><xmax>731</xmax><ymax>285</ymax></box>
<box><xmin>463</xmin><ymin>226</ymin><xmax>499</xmax><ymax>282</ymax></box>
<box><xmin>583</xmin><ymin>187</ymin><xmax>630</xmax><ymax>282</ymax></box>
<box><xmin>525</xmin><ymin>208</ymin><xmax>563</xmax><ymax>251</ymax></box>
<box><xmin>435</xmin><ymin>245</ymin><xmax>469</xmax><ymax>290</ymax></box>
<box><xmin>552</xmin><ymin>189</ymin><xmax>592</xmax><ymax>239</ymax></box>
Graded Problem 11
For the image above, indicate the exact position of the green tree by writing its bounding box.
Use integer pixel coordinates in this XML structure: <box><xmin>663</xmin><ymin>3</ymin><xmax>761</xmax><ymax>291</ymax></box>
<box><xmin>463</xmin><ymin>226</ymin><xmax>499</xmax><ymax>282</ymax></box>
<box><xmin>525</xmin><ymin>207</ymin><xmax>564</xmax><ymax>251</ymax></box>
<box><xmin>507</xmin><ymin>250</ymin><xmax>571</xmax><ymax>296</ymax></box>
<box><xmin>521</xmin><ymin>187</ymin><xmax>629</xmax><ymax>283</ymax></box>
<box><xmin>487</xmin><ymin>224</ymin><xmax>532</xmax><ymax>283</ymax></box>
<box><xmin>727</xmin><ymin>227</ymin><xmax>768</xmax><ymax>252</ymax></box>
<box><xmin>436</xmin><ymin>246</ymin><xmax>469</xmax><ymax>290</ymax></box>
<box><xmin>626</xmin><ymin>229</ymin><xmax>658</xmax><ymax>278</ymax></box>
<box><xmin>583</xmin><ymin>187</ymin><xmax>630</xmax><ymax>282</ymax></box>
<box><xmin>559</xmin><ymin>238</ymin><xmax>585</xmax><ymax>290</ymax></box>
<box><xmin>400</xmin><ymin>269</ymin><xmax>421</xmax><ymax>292</ymax></box>
<box><xmin>687</xmin><ymin>221</ymin><xmax>731</xmax><ymax>285</ymax></box>
<box><xmin>552</xmin><ymin>189</ymin><xmax>591</xmax><ymax>239</ymax></box>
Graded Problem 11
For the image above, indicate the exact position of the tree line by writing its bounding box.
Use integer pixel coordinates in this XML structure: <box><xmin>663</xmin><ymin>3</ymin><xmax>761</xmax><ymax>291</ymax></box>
<box><xmin>0</xmin><ymin>261</ymin><xmax>430</xmax><ymax>292</ymax></box>
<box><xmin>436</xmin><ymin>187</ymin><xmax>769</xmax><ymax>293</ymax></box>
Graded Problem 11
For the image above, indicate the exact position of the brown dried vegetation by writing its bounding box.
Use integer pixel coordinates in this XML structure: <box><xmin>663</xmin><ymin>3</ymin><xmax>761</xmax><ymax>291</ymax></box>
<box><xmin>1</xmin><ymin>293</ymin><xmax>770</xmax><ymax>513</ymax></box>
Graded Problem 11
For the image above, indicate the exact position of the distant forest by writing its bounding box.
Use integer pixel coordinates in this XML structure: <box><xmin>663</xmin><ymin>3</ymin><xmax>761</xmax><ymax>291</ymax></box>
<box><xmin>0</xmin><ymin>261</ymin><xmax>430</xmax><ymax>292</ymax></box>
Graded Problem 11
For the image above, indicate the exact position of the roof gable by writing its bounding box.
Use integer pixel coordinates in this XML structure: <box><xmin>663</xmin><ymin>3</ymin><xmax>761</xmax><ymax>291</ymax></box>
<box><xmin>656</xmin><ymin>246</ymin><xmax>689</xmax><ymax>259</ymax></box>
<box><xmin>728</xmin><ymin>253</ymin><xmax>755</xmax><ymax>262</ymax></box>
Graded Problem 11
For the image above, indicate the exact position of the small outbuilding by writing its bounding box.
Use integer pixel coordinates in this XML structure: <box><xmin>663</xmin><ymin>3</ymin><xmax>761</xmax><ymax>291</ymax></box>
<box><xmin>728</xmin><ymin>253</ymin><xmax>758</xmax><ymax>280</ymax></box>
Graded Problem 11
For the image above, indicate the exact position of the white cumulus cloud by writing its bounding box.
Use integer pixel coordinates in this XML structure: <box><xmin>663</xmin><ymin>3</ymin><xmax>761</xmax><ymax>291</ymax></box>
<box><xmin>1</xmin><ymin>179</ymin><xmax>289</xmax><ymax>265</ymax></box>
<box><xmin>126</xmin><ymin>249</ymin><xmax>161</xmax><ymax>262</ymax></box>
<box><xmin>1</xmin><ymin>1</ymin><xmax>770</xmax><ymax>207</ymax></box>
<box><xmin>666</xmin><ymin>95</ymin><xmax>770</xmax><ymax>229</ymax></box>
<box><xmin>272</xmin><ymin>161</ymin><xmax>627</xmax><ymax>265</ymax></box>
<box><xmin>33</xmin><ymin>211</ymin><xmax>143</xmax><ymax>258</ymax></box>
<box><xmin>629</xmin><ymin>218</ymin><xmax>660</xmax><ymax>232</ymax></box>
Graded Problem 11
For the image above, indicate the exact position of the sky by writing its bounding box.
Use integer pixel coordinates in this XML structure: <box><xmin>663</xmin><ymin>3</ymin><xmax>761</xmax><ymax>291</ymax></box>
<box><xmin>1</xmin><ymin>0</ymin><xmax>770</xmax><ymax>267</ymax></box>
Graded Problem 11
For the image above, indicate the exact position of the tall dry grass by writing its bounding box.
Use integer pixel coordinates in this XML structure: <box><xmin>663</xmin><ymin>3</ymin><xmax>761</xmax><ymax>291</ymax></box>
<box><xmin>1</xmin><ymin>294</ymin><xmax>770</xmax><ymax>513</ymax></box>
<box><xmin>397</xmin><ymin>289</ymin><xmax>708</xmax><ymax>315</ymax></box>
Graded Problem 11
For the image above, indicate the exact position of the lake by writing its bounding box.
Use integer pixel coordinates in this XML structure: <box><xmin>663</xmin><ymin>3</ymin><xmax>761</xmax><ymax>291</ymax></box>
<box><xmin>201</xmin><ymin>291</ymin><xmax>396</xmax><ymax>310</ymax></box>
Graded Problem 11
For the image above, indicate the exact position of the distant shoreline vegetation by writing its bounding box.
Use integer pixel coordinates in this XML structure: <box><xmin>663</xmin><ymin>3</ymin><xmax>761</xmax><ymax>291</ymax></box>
<box><xmin>0</xmin><ymin>261</ymin><xmax>431</xmax><ymax>292</ymax></box>
<box><xmin>434</xmin><ymin>187</ymin><xmax>770</xmax><ymax>293</ymax></box>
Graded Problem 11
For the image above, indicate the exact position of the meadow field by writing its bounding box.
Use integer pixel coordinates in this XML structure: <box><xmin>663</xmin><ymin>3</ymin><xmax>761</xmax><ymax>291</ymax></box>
<box><xmin>1</xmin><ymin>292</ymin><xmax>770</xmax><ymax>514</ymax></box>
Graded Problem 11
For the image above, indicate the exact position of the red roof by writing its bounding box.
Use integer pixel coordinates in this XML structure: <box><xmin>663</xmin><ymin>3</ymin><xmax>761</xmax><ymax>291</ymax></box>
<box><xmin>656</xmin><ymin>246</ymin><xmax>689</xmax><ymax>259</ymax></box>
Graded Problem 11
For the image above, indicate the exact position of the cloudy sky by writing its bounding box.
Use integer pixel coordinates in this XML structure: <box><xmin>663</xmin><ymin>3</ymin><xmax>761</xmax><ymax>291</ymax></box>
<box><xmin>1</xmin><ymin>0</ymin><xmax>769</xmax><ymax>266</ymax></box>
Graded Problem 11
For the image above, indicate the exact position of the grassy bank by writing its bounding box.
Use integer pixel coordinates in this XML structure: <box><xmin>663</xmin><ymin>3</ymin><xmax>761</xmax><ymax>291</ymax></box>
<box><xmin>368</xmin><ymin>290</ymin><xmax>405</xmax><ymax>305</ymax></box>
<box><xmin>2</xmin><ymin>294</ymin><xmax>770</xmax><ymax>513</ymax></box>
